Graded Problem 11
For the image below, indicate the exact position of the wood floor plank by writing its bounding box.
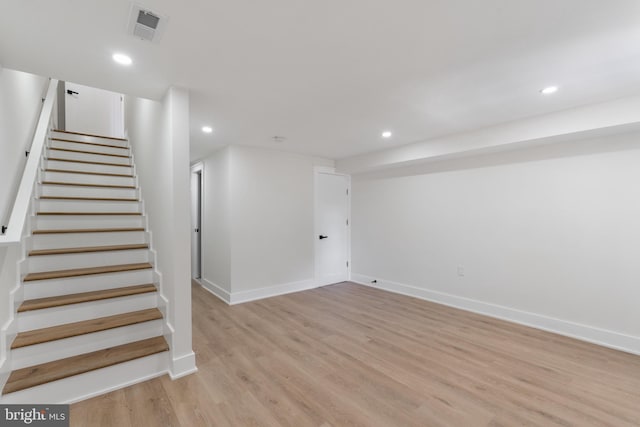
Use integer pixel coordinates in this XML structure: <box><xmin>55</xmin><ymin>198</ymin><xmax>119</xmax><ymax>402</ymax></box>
<box><xmin>40</xmin><ymin>181</ymin><xmax>135</xmax><ymax>189</ymax></box>
<box><xmin>52</xmin><ymin>129</ymin><xmax>128</xmax><ymax>141</ymax></box>
<box><xmin>36</xmin><ymin>212</ymin><xmax>141</xmax><ymax>215</ymax></box>
<box><xmin>69</xmin><ymin>282</ymin><xmax>640</xmax><ymax>427</ymax></box>
<box><xmin>50</xmin><ymin>137</ymin><xmax>130</xmax><ymax>151</ymax></box>
<box><xmin>3</xmin><ymin>337</ymin><xmax>168</xmax><ymax>394</ymax></box>
<box><xmin>18</xmin><ymin>284</ymin><xmax>157</xmax><ymax>312</ymax></box>
<box><xmin>11</xmin><ymin>308</ymin><xmax>163</xmax><ymax>349</ymax></box>
<box><xmin>49</xmin><ymin>147</ymin><xmax>131</xmax><ymax>158</ymax></box>
<box><xmin>38</xmin><ymin>196</ymin><xmax>139</xmax><ymax>202</ymax></box>
<box><xmin>23</xmin><ymin>262</ymin><xmax>152</xmax><ymax>281</ymax></box>
<box><xmin>32</xmin><ymin>227</ymin><xmax>144</xmax><ymax>234</ymax></box>
<box><xmin>29</xmin><ymin>243</ymin><xmax>148</xmax><ymax>256</ymax></box>
<box><xmin>45</xmin><ymin>157</ymin><xmax>132</xmax><ymax>167</ymax></box>
<box><xmin>44</xmin><ymin>168</ymin><xmax>134</xmax><ymax>178</ymax></box>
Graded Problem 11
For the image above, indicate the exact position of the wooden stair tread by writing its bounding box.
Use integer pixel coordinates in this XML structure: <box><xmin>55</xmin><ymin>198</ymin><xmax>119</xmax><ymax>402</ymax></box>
<box><xmin>2</xmin><ymin>336</ymin><xmax>168</xmax><ymax>394</ymax></box>
<box><xmin>32</xmin><ymin>227</ymin><xmax>144</xmax><ymax>234</ymax></box>
<box><xmin>44</xmin><ymin>168</ymin><xmax>134</xmax><ymax>178</ymax></box>
<box><xmin>11</xmin><ymin>308</ymin><xmax>162</xmax><ymax>349</ymax></box>
<box><xmin>18</xmin><ymin>284</ymin><xmax>156</xmax><ymax>312</ymax></box>
<box><xmin>29</xmin><ymin>243</ymin><xmax>148</xmax><ymax>256</ymax></box>
<box><xmin>46</xmin><ymin>157</ymin><xmax>131</xmax><ymax>167</ymax></box>
<box><xmin>36</xmin><ymin>212</ymin><xmax>142</xmax><ymax>216</ymax></box>
<box><xmin>41</xmin><ymin>181</ymin><xmax>135</xmax><ymax>189</ymax></box>
<box><xmin>50</xmin><ymin>137</ymin><xmax>129</xmax><ymax>150</ymax></box>
<box><xmin>39</xmin><ymin>196</ymin><xmax>139</xmax><ymax>202</ymax></box>
<box><xmin>49</xmin><ymin>147</ymin><xmax>131</xmax><ymax>158</ymax></box>
<box><xmin>23</xmin><ymin>262</ymin><xmax>152</xmax><ymax>281</ymax></box>
<box><xmin>52</xmin><ymin>129</ymin><xmax>128</xmax><ymax>141</ymax></box>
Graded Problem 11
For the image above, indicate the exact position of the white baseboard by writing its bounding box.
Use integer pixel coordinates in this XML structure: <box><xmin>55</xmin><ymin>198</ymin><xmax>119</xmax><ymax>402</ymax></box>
<box><xmin>200</xmin><ymin>278</ymin><xmax>317</xmax><ymax>305</ymax></box>
<box><xmin>170</xmin><ymin>351</ymin><xmax>197</xmax><ymax>379</ymax></box>
<box><xmin>200</xmin><ymin>279</ymin><xmax>231</xmax><ymax>304</ymax></box>
<box><xmin>230</xmin><ymin>279</ymin><xmax>317</xmax><ymax>305</ymax></box>
<box><xmin>351</xmin><ymin>273</ymin><xmax>640</xmax><ymax>356</ymax></box>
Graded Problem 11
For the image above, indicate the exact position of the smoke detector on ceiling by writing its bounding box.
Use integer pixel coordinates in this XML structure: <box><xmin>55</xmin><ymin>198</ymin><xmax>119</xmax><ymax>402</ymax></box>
<box><xmin>128</xmin><ymin>3</ymin><xmax>168</xmax><ymax>43</ymax></box>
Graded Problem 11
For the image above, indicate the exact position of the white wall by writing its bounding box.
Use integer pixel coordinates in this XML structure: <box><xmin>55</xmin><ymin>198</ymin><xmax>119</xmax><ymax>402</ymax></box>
<box><xmin>65</xmin><ymin>82</ymin><xmax>124</xmax><ymax>138</ymax></box>
<box><xmin>201</xmin><ymin>147</ymin><xmax>231</xmax><ymax>292</ymax></box>
<box><xmin>0</xmin><ymin>67</ymin><xmax>48</xmax><ymax>228</ymax></box>
<box><xmin>124</xmin><ymin>87</ymin><xmax>196</xmax><ymax>377</ymax></box>
<box><xmin>199</xmin><ymin>145</ymin><xmax>334</xmax><ymax>303</ymax></box>
<box><xmin>230</xmin><ymin>146</ymin><xmax>317</xmax><ymax>292</ymax></box>
<box><xmin>351</xmin><ymin>131</ymin><xmax>640</xmax><ymax>354</ymax></box>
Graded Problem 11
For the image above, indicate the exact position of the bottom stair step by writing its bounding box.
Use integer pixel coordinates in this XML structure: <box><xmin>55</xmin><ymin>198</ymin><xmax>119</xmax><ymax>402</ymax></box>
<box><xmin>2</xmin><ymin>336</ymin><xmax>169</xmax><ymax>395</ymax></box>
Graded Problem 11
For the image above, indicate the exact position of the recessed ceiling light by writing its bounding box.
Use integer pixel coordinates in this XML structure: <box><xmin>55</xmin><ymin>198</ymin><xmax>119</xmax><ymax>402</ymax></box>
<box><xmin>112</xmin><ymin>53</ymin><xmax>132</xmax><ymax>66</ymax></box>
<box><xmin>540</xmin><ymin>86</ymin><xmax>558</xmax><ymax>95</ymax></box>
<box><xmin>202</xmin><ymin>126</ymin><xmax>213</xmax><ymax>134</ymax></box>
<box><xmin>382</xmin><ymin>131</ymin><xmax>392</xmax><ymax>138</ymax></box>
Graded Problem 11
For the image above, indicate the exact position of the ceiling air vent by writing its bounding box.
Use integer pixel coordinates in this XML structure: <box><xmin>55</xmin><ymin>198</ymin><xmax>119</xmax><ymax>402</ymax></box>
<box><xmin>128</xmin><ymin>3</ymin><xmax>168</xmax><ymax>43</ymax></box>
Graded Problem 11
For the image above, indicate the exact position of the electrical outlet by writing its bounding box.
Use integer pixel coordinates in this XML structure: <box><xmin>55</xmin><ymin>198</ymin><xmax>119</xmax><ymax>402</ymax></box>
<box><xmin>457</xmin><ymin>266</ymin><xmax>465</xmax><ymax>277</ymax></box>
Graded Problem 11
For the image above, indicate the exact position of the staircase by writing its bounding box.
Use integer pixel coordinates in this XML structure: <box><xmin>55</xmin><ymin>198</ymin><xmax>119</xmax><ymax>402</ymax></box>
<box><xmin>0</xmin><ymin>129</ymin><xmax>170</xmax><ymax>403</ymax></box>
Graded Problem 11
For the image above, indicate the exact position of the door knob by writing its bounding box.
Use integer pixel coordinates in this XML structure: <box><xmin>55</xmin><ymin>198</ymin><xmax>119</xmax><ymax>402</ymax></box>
<box><xmin>319</xmin><ymin>235</ymin><xmax>328</xmax><ymax>240</ymax></box>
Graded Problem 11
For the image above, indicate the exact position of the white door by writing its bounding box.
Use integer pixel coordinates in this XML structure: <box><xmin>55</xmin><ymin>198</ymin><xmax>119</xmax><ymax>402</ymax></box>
<box><xmin>65</xmin><ymin>82</ymin><xmax>124</xmax><ymax>137</ymax></box>
<box><xmin>191</xmin><ymin>166</ymin><xmax>202</xmax><ymax>279</ymax></box>
<box><xmin>315</xmin><ymin>171</ymin><xmax>350</xmax><ymax>286</ymax></box>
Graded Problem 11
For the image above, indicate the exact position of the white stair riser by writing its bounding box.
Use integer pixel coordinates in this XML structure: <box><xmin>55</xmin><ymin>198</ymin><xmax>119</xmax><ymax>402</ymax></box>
<box><xmin>23</xmin><ymin>269</ymin><xmax>154</xmax><ymax>299</ymax></box>
<box><xmin>50</xmin><ymin>139</ymin><xmax>130</xmax><ymax>156</ymax></box>
<box><xmin>49</xmin><ymin>131</ymin><xmax>129</xmax><ymax>148</ymax></box>
<box><xmin>42</xmin><ymin>171</ymin><xmax>135</xmax><ymax>187</ymax></box>
<box><xmin>29</xmin><ymin>231</ymin><xmax>148</xmax><ymax>250</ymax></box>
<box><xmin>27</xmin><ymin>249</ymin><xmax>150</xmax><ymax>272</ymax></box>
<box><xmin>0</xmin><ymin>352</ymin><xmax>168</xmax><ymax>404</ymax></box>
<box><xmin>39</xmin><ymin>184</ymin><xmax>138</xmax><ymax>199</ymax></box>
<box><xmin>34</xmin><ymin>215</ymin><xmax>145</xmax><ymax>230</ymax></box>
<box><xmin>11</xmin><ymin>321</ymin><xmax>163</xmax><ymax>369</ymax></box>
<box><xmin>17</xmin><ymin>292</ymin><xmax>158</xmax><ymax>331</ymax></box>
<box><xmin>45</xmin><ymin>159</ymin><xmax>133</xmax><ymax>175</ymax></box>
<box><xmin>47</xmin><ymin>148</ymin><xmax>131</xmax><ymax>166</ymax></box>
<box><xmin>36</xmin><ymin>199</ymin><xmax>141</xmax><ymax>213</ymax></box>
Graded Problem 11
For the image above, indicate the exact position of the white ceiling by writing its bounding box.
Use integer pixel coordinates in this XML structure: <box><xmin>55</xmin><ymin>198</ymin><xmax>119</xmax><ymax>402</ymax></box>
<box><xmin>1</xmin><ymin>0</ymin><xmax>640</xmax><ymax>161</ymax></box>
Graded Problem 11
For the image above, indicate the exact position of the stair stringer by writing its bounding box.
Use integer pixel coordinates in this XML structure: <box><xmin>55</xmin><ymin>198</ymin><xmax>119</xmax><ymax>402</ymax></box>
<box><xmin>128</xmin><ymin>149</ymin><xmax>196</xmax><ymax>378</ymax></box>
<box><xmin>0</xmin><ymin>199</ymin><xmax>34</xmax><ymax>391</ymax></box>
<box><xmin>129</xmin><ymin>151</ymin><xmax>174</xmax><ymax>365</ymax></box>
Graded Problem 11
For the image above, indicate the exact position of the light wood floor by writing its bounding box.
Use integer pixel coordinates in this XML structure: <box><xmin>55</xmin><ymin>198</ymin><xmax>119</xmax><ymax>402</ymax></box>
<box><xmin>71</xmin><ymin>282</ymin><xmax>640</xmax><ymax>426</ymax></box>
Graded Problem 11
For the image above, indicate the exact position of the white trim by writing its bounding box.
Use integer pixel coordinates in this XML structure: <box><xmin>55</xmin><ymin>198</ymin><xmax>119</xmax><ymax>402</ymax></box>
<box><xmin>200</xmin><ymin>278</ymin><xmax>231</xmax><ymax>304</ymax></box>
<box><xmin>169</xmin><ymin>352</ymin><xmax>198</xmax><ymax>379</ymax></box>
<box><xmin>190</xmin><ymin>162</ymin><xmax>204</xmax><ymax>280</ymax></box>
<box><xmin>200</xmin><ymin>278</ymin><xmax>317</xmax><ymax>306</ymax></box>
<box><xmin>351</xmin><ymin>274</ymin><xmax>640</xmax><ymax>356</ymax></box>
<box><xmin>64</xmin><ymin>370</ymin><xmax>167</xmax><ymax>404</ymax></box>
<box><xmin>230</xmin><ymin>279</ymin><xmax>317</xmax><ymax>305</ymax></box>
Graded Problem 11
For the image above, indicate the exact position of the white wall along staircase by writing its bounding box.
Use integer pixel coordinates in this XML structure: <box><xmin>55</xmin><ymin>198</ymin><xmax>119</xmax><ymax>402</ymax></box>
<box><xmin>0</xmin><ymin>129</ymin><xmax>170</xmax><ymax>402</ymax></box>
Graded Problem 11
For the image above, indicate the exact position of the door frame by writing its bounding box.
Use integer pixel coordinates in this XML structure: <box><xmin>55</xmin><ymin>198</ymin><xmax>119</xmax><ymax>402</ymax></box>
<box><xmin>313</xmin><ymin>166</ymin><xmax>351</xmax><ymax>287</ymax></box>
<box><xmin>191</xmin><ymin>162</ymin><xmax>204</xmax><ymax>280</ymax></box>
